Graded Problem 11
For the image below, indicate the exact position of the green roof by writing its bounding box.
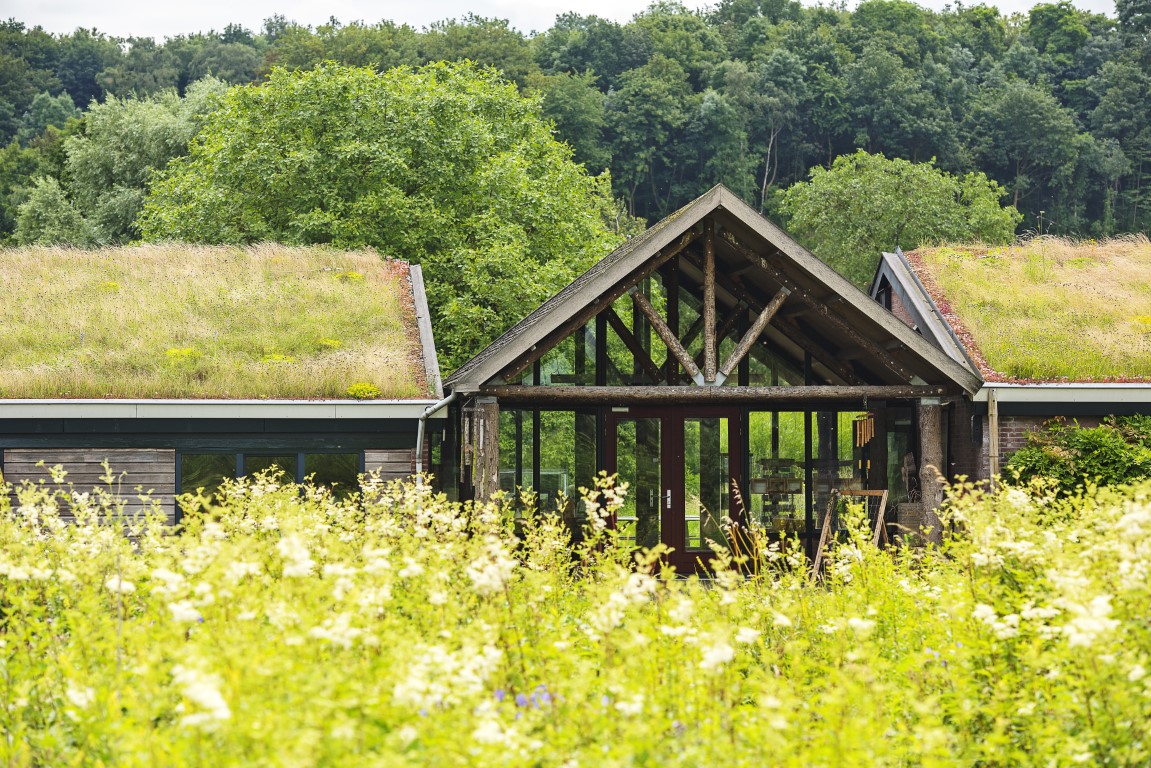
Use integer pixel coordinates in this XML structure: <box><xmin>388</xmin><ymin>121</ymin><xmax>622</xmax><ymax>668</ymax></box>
<box><xmin>0</xmin><ymin>244</ymin><xmax>430</xmax><ymax>399</ymax></box>
<box><xmin>909</xmin><ymin>236</ymin><xmax>1151</xmax><ymax>382</ymax></box>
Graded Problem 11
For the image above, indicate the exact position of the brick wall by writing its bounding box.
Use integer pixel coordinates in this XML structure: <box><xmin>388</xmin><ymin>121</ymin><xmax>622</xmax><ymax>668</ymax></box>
<box><xmin>964</xmin><ymin>414</ymin><xmax>1103</xmax><ymax>480</ymax></box>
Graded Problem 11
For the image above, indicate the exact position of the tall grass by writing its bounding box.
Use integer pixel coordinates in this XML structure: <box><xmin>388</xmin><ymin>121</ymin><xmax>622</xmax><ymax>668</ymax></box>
<box><xmin>915</xmin><ymin>235</ymin><xmax>1151</xmax><ymax>381</ymax></box>
<box><xmin>0</xmin><ymin>244</ymin><xmax>427</xmax><ymax>398</ymax></box>
<box><xmin>0</xmin><ymin>473</ymin><xmax>1148</xmax><ymax>764</ymax></box>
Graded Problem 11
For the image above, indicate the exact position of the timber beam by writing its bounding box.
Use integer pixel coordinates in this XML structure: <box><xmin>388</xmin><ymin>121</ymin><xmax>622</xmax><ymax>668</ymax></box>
<box><xmin>630</xmin><ymin>287</ymin><xmax>704</xmax><ymax>385</ymax></box>
<box><xmin>479</xmin><ymin>384</ymin><xmax>949</xmax><ymax>406</ymax></box>
<box><xmin>720</xmin><ymin>231</ymin><xmax>917</xmax><ymax>383</ymax></box>
<box><xmin>499</xmin><ymin>228</ymin><xmax>701</xmax><ymax>382</ymax></box>
<box><xmin>718</xmin><ymin>287</ymin><xmax>789</xmax><ymax>381</ymax></box>
<box><xmin>603</xmin><ymin>306</ymin><xmax>663</xmax><ymax>384</ymax></box>
<box><xmin>703</xmin><ymin>218</ymin><xmax>718</xmax><ymax>383</ymax></box>
<box><xmin>683</xmin><ymin>251</ymin><xmax>862</xmax><ymax>386</ymax></box>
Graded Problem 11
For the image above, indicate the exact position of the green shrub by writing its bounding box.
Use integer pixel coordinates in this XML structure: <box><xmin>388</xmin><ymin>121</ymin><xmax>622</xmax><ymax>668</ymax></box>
<box><xmin>1005</xmin><ymin>416</ymin><xmax>1151</xmax><ymax>495</ymax></box>
<box><xmin>345</xmin><ymin>381</ymin><xmax>381</xmax><ymax>399</ymax></box>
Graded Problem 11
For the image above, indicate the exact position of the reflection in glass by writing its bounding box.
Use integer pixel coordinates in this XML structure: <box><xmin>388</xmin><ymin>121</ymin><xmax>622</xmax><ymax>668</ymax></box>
<box><xmin>180</xmin><ymin>454</ymin><xmax>237</xmax><ymax>499</ymax></box>
<box><xmin>614</xmin><ymin>418</ymin><xmax>661</xmax><ymax>549</ymax></box>
<box><xmin>684</xmin><ymin>418</ymin><xmax>729</xmax><ymax>550</ymax></box>
<box><xmin>244</xmin><ymin>454</ymin><xmax>298</xmax><ymax>481</ymax></box>
<box><xmin>305</xmin><ymin>453</ymin><xmax>359</xmax><ymax>499</ymax></box>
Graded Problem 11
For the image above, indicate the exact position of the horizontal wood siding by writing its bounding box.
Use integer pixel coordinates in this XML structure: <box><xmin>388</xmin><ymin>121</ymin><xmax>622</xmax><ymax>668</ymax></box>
<box><xmin>3</xmin><ymin>448</ymin><xmax>176</xmax><ymax>523</ymax></box>
<box><xmin>364</xmin><ymin>449</ymin><xmax>415</xmax><ymax>482</ymax></box>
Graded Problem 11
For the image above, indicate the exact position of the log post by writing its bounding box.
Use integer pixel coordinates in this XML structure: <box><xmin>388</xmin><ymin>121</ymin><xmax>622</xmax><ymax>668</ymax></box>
<box><xmin>703</xmin><ymin>218</ymin><xmax>717</xmax><ymax>383</ymax></box>
<box><xmin>917</xmin><ymin>397</ymin><xmax>944</xmax><ymax>545</ymax></box>
<box><xmin>472</xmin><ymin>397</ymin><xmax>501</xmax><ymax>502</ymax></box>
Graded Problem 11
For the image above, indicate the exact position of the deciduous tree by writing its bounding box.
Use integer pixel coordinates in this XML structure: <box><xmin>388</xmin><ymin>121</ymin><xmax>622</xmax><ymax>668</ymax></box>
<box><xmin>138</xmin><ymin>62</ymin><xmax>624</xmax><ymax>368</ymax></box>
<box><xmin>780</xmin><ymin>150</ymin><xmax>1021</xmax><ymax>285</ymax></box>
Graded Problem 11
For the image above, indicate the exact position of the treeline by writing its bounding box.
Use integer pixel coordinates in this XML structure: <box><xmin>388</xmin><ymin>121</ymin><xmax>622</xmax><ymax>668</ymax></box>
<box><xmin>3</xmin><ymin>0</ymin><xmax>1151</xmax><ymax>239</ymax></box>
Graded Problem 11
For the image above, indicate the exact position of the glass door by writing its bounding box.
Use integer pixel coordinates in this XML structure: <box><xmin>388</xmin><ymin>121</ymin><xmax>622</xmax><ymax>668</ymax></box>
<box><xmin>607</xmin><ymin>408</ymin><xmax>741</xmax><ymax>573</ymax></box>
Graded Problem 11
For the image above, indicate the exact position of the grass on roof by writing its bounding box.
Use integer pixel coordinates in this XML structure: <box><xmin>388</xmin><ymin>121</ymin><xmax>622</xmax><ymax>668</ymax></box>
<box><xmin>914</xmin><ymin>235</ymin><xmax>1151</xmax><ymax>381</ymax></box>
<box><xmin>0</xmin><ymin>244</ymin><xmax>428</xmax><ymax>399</ymax></box>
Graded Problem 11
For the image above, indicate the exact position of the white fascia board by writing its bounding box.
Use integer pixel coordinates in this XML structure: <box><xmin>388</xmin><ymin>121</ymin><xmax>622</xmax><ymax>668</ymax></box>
<box><xmin>0</xmin><ymin>400</ymin><xmax>447</xmax><ymax>420</ymax></box>
<box><xmin>974</xmin><ymin>383</ymin><xmax>1151</xmax><ymax>404</ymax></box>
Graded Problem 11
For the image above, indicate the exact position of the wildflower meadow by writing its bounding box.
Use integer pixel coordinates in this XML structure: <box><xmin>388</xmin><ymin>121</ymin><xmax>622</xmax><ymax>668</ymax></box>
<box><xmin>1</xmin><ymin>470</ymin><xmax>1148</xmax><ymax>766</ymax></box>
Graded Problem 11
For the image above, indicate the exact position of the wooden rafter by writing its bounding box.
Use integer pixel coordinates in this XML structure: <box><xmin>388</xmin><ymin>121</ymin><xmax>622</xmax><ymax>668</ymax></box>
<box><xmin>681</xmin><ymin>249</ymin><xmax>862</xmax><ymax>385</ymax></box>
<box><xmin>602</xmin><ymin>305</ymin><xmax>663</xmax><ymax>384</ymax></box>
<box><xmin>719</xmin><ymin>287</ymin><xmax>789</xmax><ymax>380</ymax></box>
<box><xmin>498</xmin><ymin>228</ymin><xmax>701</xmax><ymax>382</ymax></box>
<box><xmin>719</xmin><ymin>230</ymin><xmax>916</xmax><ymax>382</ymax></box>
<box><xmin>630</xmin><ymin>287</ymin><xmax>704</xmax><ymax>385</ymax></box>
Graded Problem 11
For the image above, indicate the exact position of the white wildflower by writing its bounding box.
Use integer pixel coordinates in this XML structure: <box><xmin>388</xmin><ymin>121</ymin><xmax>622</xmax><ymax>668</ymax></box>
<box><xmin>735</xmin><ymin>627</ymin><xmax>761</xmax><ymax>644</ymax></box>
<box><xmin>309</xmin><ymin>613</ymin><xmax>363</xmax><ymax>649</ymax></box>
<box><xmin>972</xmin><ymin>603</ymin><xmax>997</xmax><ymax>624</ymax></box>
<box><xmin>772</xmin><ymin>612</ymin><xmax>793</xmax><ymax>628</ymax></box>
<box><xmin>1129</xmin><ymin>665</ymin><xmax>1146</xmax><ymax>683</ymax></box>
<box><xmin>104</xmin><ymin>575</ymin><xmax>135</xmax><ymax>594</ymax></box>
<box><xmin>614</xmin><ymin>694</ymin><xmax>644</xmax><ymax>716</ymax></box>
<box><xmin>700</xmin><ymin>641</ymin><xmax>736</xmax><ymax>672</ymax></box>
<box><xmin>846</xmin><ymin>617</ymin><xmax>876</xmax><ymax>635</ymax></box>
<box><xmin>472</xmin><ymin>718</ymin><xmax>508</xmax><ymax>745</ymax></box>
<box><xmin>151</xmin><ymin>567</ymin><xmax>186</xmax><ymax>595</ymax></box>
<box><xmin>466</xmin><ymin>538</ymin><xmax>518</xmax><ymax>596</ymax></box>
<box><xmin>277</xmin><ymin>534</ymin><xmax>314</xmax><ymax>578</ymax></box>
<box><xmin>398</xmin><ymin>557</ymin><xmax>424</xmax><ymax>579</ymax></box>
<box><xmin>65</xmin><ymin>685</ymin><xmax>94</xmax><ymax>709</ymax></box>
<box><xmin>172</xmin><ymin>664</ymin><xmax>231</xmax><ymax>730</ymax></box>
<box><xmin>168</xmin><ymin>600</ymin><xmax>201</xmax><ymax>623</ymax></box>
<box><xmin>1062</xmin><ymin>595</ymin><xmax>1120</xmax><ymax>648</ymax></box>
<box><xmin>225</xmin><ymin>561</ymin><xmax>261</xmax><ymax>582</ymax></box>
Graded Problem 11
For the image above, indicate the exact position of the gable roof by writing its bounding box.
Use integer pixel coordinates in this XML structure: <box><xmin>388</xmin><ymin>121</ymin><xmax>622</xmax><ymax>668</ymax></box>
<box><xmin>448</xmin><ymin>184</ymin><xmax>982</xmax><ymax>394</ymax></box>
<box><xmin>902</xmin><ymin>238</ymin><xmax>1151</xmax><ymax>383</ymax></box>
<box><xmin>0</xmin><ymin>244</ymin><xmax>440</xmax><ymax>400</ymax></box>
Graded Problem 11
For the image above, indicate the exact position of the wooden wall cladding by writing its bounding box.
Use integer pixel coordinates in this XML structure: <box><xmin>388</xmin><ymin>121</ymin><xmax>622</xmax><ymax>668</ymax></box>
<box><xmin>3</xmin><ymin>448</ymin><xmax>176</xmax><ymax>524</ymax></box>
<box><xmin>364</xmin><ymin>449</ymin><xmax>415</xmax><ymax>481</ymax></box>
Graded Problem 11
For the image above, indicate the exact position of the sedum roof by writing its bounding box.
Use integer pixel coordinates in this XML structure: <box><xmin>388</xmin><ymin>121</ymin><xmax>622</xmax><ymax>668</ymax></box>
<box><xmin>0</xmin><ymin>244</ymin><xmax>433</xmax><ymax>400</ymax></box>
<box><xmin>907</xmin><ymin>236</ymin><xmax>1151</xmax><ymax>383</ymax></box>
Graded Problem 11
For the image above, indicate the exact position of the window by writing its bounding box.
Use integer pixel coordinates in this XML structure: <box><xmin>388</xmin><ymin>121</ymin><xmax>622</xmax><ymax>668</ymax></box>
<box><xmin>178</xmin><ymin>452</ymin><xmax>362</xmax><ymax>502</ymax></box>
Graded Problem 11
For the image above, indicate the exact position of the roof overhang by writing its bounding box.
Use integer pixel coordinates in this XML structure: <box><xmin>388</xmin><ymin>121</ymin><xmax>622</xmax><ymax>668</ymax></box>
<box><xmin>0</xmin><ymin>400</ymin><xmax>447</xmax><ymax>420</ymax></box>
<box><xmin>975</xmin><ymin>383</ymin><xmax>1151</xmax><ymax>404</ymax></box>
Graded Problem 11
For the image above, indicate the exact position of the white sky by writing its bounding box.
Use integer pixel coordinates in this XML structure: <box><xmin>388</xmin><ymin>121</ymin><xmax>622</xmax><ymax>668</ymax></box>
<box><xmin>12</xmin><ymin>0</ymin><xmax>1115</xmax><ymax>41</ymax></box>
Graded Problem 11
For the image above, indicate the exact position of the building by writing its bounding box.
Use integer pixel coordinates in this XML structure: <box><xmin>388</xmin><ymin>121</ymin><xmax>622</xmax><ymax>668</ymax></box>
<box><xmin>872</xmin><ymin>239</ymin><xmax>1151</xmax><ymax>483</ymax></box>
<box><xmin>0</xmin><ymin>245</ymin><xmax>445</xmax><ymax>522</ymax></box>
<box><xmin>438</xmin><ymin>185</ymin><xmax>980</xmax><ymax>569</ymax></box>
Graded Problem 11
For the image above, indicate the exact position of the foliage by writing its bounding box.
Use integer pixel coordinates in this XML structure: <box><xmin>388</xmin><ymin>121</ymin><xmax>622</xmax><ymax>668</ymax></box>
<box><xmin>345</xmin><ymin>382</ymin><xmax>382</xmax><ymax>400</ymax></box>
<box><xmin>13</xmin><ymin>78</ymin><xmax>227</xmax><ymax>246</ymax></box>
<box><xmin>780</xmin><ymin>150</ymin><xmax>1021</xmax><ymax>285</ymax></box>
<box><xmin>915</xmin><ymin>235</ymin><xmax>1151</xmax><ymax>380</ymax></box>
<box><xmin>1006</xmin><ymin>416</ymin><xmax>1151</xmax><ymax>495</ymax></box>
<box><xmin>139</xmin><ymin>62</ymin><xmax>624</xmax><ymax>370</ymax></box>
<box><xmin>2</xmin><ymin>468</ymin><xmax>1150</xmax><ymax>764</ymax></box>
<box><xmin>0</xmin><ymin>244</ymin><xmax>425</xmax><ymax>399</ymax></box>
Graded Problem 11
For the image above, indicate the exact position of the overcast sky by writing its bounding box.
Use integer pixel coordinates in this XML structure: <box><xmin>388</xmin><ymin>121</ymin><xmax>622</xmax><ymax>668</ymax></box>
<box><xmin>15</xmin><ymin>0</ymin><xmax>1115</xmax><ymax>40</ymax></box>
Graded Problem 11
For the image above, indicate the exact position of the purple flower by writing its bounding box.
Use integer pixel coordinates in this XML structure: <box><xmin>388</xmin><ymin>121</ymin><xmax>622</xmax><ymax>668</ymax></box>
<box><xmin>515</xmin><ymin>693</ymin><xmax>529</xmax><ymax>707</ymax></box>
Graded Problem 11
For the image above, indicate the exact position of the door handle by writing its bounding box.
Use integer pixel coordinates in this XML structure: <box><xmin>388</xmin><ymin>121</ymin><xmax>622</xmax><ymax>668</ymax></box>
<box><xmin>665</xmin><ymin>489</ymin><xmax>671</xmax><ymax>509</ymax></box>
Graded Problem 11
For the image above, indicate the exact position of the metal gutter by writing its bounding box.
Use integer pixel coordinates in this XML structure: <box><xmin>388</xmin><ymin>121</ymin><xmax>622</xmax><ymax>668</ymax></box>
<box><xmin>415</xmin><ymin>392</ymin><xmax>458</xmax><ymax>480</ymax></box>
<box><xmin>974</xmin><ymin>383</ymin><xmax>1151</xmax><ymax>404</ymax></box>
<box><xmin>0</xmin><ymin>399</ymin><xmax>449</xmax><ymax>420</ymax></box>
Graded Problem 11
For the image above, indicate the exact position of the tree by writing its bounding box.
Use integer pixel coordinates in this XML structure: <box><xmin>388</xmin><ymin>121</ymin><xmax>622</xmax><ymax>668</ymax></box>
<box><xmin>13</xmin><ymin>176</ymin><xmax>94</xmax><ymax>246</ymax></box>
<box><xmin>14</xmin><ymin>78</ymin><xmax>226</xmax><ymax>245</ymax></box>
<box><xmin>15</xmin><ymin>91</ymin><xmax>79</xmax><ymax>145</ymax></box>
<box><xmin>138</xmin><ymin>62</ymin><xmax>623</xmax><ymax>368</ymax></box>
<box><xmin>780</xmin><ymin>150</ymin><xmax>1021</xmax><ymax>285</ymax></box>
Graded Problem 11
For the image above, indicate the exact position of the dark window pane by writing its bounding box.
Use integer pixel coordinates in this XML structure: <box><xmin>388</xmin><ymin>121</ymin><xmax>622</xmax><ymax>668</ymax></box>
<box><xmin>244</xmin><ymin>454</ymin><xmax>297</xmax><ymax>481</ymax></box>
<box><xmin>305</xmin><ymin>453</ymin><xmax>359</xmax><ymax>498</ymax></box>
<box><xmin>180</xmin><ymin>454</ymin><xmax>237</xmax><ymax>497</ymax></box>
